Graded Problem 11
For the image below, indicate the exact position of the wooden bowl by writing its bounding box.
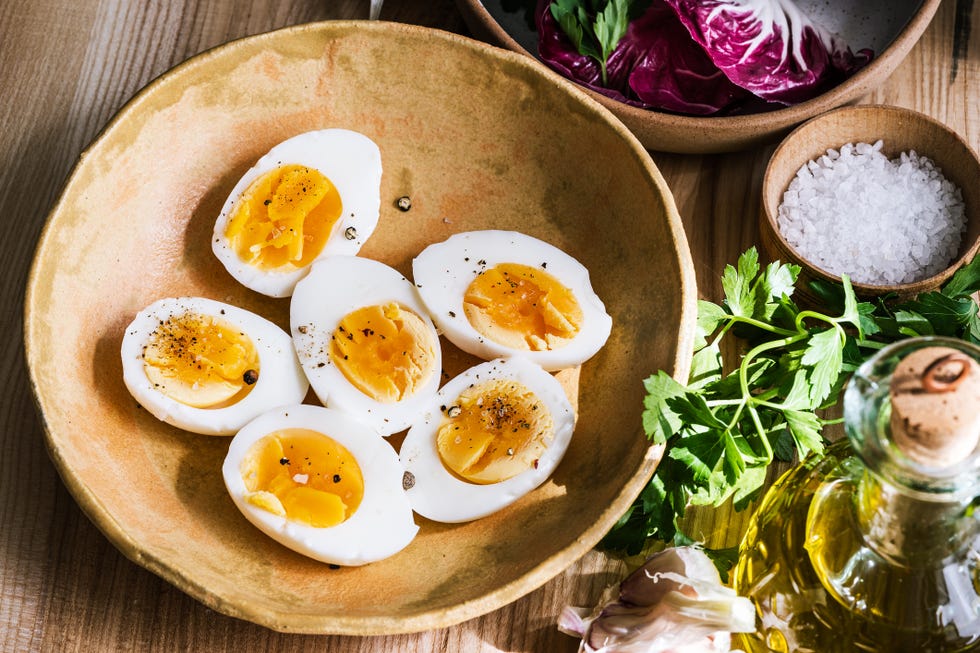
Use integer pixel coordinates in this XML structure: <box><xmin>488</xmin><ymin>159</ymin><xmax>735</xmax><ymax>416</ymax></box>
<box><xmin>760</xmin><ymin>104</ymin><xmax>980</xmax><ymax>304</ymax></box>
<box><xmin>454</xmin><ymin>0</ymin><xmax>940</xmax><ymax>153</ymax></box>
<box><xmin>23</xmin><ymin>21</ymin><xmax>696</xmax><ymax>635</ymax></box>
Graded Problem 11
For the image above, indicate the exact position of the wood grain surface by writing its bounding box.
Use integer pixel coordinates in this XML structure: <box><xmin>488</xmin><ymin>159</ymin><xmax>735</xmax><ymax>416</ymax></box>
<box><xmin>2</xmin><ymin>1</ymin><xmax>977</xmax><ymax>652</ymax></box>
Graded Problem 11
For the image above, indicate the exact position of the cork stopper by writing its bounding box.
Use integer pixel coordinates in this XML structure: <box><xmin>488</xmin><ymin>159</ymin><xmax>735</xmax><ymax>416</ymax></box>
<box><xmin>889</xmin><ymin>346</ymin><xmax>980</xmax><ymax>468</ymax></box>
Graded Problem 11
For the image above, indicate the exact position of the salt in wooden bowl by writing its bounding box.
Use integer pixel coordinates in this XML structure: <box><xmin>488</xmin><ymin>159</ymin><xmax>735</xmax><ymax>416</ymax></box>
<box><xmin>760</xmin><ymin>104</ymin><xmax>980</xmax><ymax>305</ymax></box>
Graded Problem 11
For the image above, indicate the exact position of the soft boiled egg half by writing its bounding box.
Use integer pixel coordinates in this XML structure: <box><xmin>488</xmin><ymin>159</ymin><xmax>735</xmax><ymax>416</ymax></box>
<box><xmin>399</xmin><ymin>356</ymin><xmax>575</xmax><ymax>523</ymax></box>
<box><xmin>222</xmin><ymin>404</ymin><xmax>418</xmax><ymax>565</ymax></box>
<box><xmin>290</xmin><ymin>256</ymin><xmax>442</xmax><ymax>437</ymax></box>
<box><xmin>120</xmin><ymin>297</ymin><xmax>309</xmax><ymax>435</ymax></box>
<box><xmin>212</xmin><ymin>129</ymin><xmax>382</xmax><ymax>298</ymax></box>
<box><xmin>411</xmin><ymin>230</ymin><xmax>612</xmax><ymax>371</ymax></box>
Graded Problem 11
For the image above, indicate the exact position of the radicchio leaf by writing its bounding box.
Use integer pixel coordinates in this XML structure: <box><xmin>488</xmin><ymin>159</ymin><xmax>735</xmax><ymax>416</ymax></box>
<box><xmin>537</xmin><ymin>0</ymin><xmax>754</xmax><ymax>115</ymax></box>
<box><xmin>538</xmin><ymin>0</ymin><xmax>873</xmax><ymax>114</ymax></box>
<box><xmin>662</xmin><ymin>0</ymin><xmax>873</xmax><ymax>105</ymax></box>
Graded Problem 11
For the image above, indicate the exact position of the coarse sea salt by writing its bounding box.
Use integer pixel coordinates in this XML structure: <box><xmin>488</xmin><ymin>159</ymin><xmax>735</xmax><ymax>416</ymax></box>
<box><xmin>777</xmin><ymin>140</ymin><xmax>966</xmax><ymax>285</ymax></box>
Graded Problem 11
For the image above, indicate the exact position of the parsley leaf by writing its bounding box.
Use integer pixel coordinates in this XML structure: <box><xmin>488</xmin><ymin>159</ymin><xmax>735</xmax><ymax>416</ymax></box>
<box><xmin>812</xmin><ymin>252</ymin><xmax>980</xmax><ymax>344</ymax></box>
<box><xmin>549</xmin><ymin>0</ymin><xmax>634</xmax><ymax>84</ymax></box>
<box><xmin>904</xmin><ymin>292</ymin><xmax>977</xmax><ymax>337</ymax></box>
<box><xmin>800</xmin><ymin>327</ymin><xmax>843</xmax><ymax>405</ymax></box>
<box><xmin>942</xmin><ymin>252</ymin><xmax>980</xmax><ymax>299</ymax></box>
<box><xmin>783</xmin><ymin>409</ymin><xmax>823</xmax><ymax>459</ymax></box>
<box><xmin>603</xmin><ymin>247</ymin><xmax>980</xmax><ymax>558</ymax></box>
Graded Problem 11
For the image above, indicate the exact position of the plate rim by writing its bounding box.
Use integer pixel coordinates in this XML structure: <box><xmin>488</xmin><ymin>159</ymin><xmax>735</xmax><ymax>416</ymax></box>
<box><xmin>23</xmin><ymin>19</ymin><xmax>697</xmax><ymax>635</ymax></box>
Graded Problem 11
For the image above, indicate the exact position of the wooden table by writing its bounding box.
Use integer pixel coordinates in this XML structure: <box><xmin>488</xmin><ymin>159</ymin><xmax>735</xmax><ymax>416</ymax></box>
<box><xmin>2</xmin><ymin>1</ymin><xmax>976</xmax><ymax>651</ymax></box>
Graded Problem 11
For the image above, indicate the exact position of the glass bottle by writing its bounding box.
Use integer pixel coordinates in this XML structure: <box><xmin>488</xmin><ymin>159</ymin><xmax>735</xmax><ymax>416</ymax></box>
<box><xmin>733</xmin><ymin>337</ymin><xmax>980</xmax><ymax>652</ymax></box>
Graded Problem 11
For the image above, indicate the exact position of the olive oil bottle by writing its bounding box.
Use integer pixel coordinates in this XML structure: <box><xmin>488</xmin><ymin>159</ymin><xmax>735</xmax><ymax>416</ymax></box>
<box><xmin>733</xmin><ymin>338</ymin><xmax>980</xmax><ymax>652</ymax></box>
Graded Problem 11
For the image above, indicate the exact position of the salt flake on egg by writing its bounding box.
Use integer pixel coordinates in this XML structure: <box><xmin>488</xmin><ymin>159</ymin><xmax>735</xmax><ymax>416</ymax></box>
<box><xmin>212</xmin><ymin>129</ymin><xmax>382</xmax><ymax>298</ymax></box>
<box><xmin>412</xmin><ymin>230</ymin><xmax>611</xmax><ymax>371</ymax></box>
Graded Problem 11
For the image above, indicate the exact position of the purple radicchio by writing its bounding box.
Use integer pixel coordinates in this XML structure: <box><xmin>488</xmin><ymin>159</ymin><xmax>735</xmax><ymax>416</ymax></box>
<box><xmin>537</xmin><ymin>0</ymin><xmax>874</xmax><ymax>115</ymax></box>
<box><xmin>536</xmin><ymin>0</ymin><xmax>753</xmax><ymax>115</ymax></box>
<box><xmin>558</xmin><ymin>547</ymin><xmax>756</xmax><ymax>653</ymax></box>
<box><xmin>663</xmin><ymin>0</ymin><xmax>873</xmax><ymax>105</ymax></box>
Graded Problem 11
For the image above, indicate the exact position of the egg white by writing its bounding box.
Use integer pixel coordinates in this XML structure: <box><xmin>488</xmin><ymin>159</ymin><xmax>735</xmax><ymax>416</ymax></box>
<box><xmin>411</xmin><ymin>230</ymin><xmax>612</xmax><ymax>371</ymax></box>
<box><xmin>399</xmin><ymin>356</ymin><xmax>575</xmax><ymax>523</ymax></box>
<box><xmin>290</xmin><ymin>256</ymin><xmax>442</xmax><ymax>437</ymax></box>
<box><xmin>222</xmin><ymin>404</ymin><xmax>419</xmax><ymax>565</ymax></box>
<box><xmin>212</xmin><ymin>129</ymin><xmax>382</xmax><ymax>298</ymax></box>
<box><xmin>120</xmin><ymin>297</ymin><xmax>309</xmax><ymax>436</ymax></box>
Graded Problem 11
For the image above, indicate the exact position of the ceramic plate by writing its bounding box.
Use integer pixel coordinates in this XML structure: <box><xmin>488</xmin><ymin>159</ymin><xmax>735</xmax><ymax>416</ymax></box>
<box><xmin>25</xmin><ymin>21</ymin><xmax>696</xmax><ymax>634</ymax></box>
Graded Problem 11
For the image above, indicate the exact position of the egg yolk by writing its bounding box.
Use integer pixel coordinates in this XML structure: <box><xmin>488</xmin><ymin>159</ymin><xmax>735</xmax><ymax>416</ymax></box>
<box><xmin>142</xmin><ymin>311</ymin><xmax>259</xmax><ymax>408</ymax></box>
<box><xmin>224</xmin><ymin>164</ymin><xmax>342</xmax><ymax>270</ymax></box>
<box><xmin>240</xmin><ymin>428</ymin><xmax>364</xmax><ymax>528</ymax></box>
<box><xmin>464</xmin><ymin>263</ymin><xmax>583</xmax><ymax>351</ymax></box>
<box><xmin>330</xmin><ymin>303</ymin><xmax>438</xmax><ymax>403</ymax></box>
<box><xmin>436</xmin><ymin>380</ymin><xmax>554</xmax><ymax>484</ymax></box>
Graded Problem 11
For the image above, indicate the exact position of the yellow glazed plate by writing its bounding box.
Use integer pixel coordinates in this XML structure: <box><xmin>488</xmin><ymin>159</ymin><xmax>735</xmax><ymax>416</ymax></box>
<box><xmin>24</xmin><ymin>21</ymin><xmax>696</xmax><ymax>635</ymax></box>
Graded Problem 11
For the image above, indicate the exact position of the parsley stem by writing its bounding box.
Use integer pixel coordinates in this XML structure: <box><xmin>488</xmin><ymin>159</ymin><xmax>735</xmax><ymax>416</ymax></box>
<box><xmin>738</xmin><ymin>334</ymin><xmax>807</xmax><ymax>399</ymax></box>
<box><xmin>723</xmin><ymin>398</ymin><xmax>747</xmax><ymax>435</ymax></box>
<box><xmin>856</xmin><ymin>339</ymin><xmax>888</xmax><ymax>350</ymax></box>
<box><xmin>747</xmin><ymin>404</ymin><xmax>773</xmax><ymax>463</ymax></box>
<box><xmin>736</xmin><ymin>335</ymin><xmax>804</xmax><ymax>461</ymax></box>
<box><xmin>706</xmin><ymin>398</ymin><xmax>750</xmax><ymax>407</ymax></box>
<box><xmin>708</xmin><ymin>314</ymin><xmax>797</xmax><ymax>351</ymax></box>
<box><xmin>753</xmin><ymin>398</ymin><xmax>795</xmax><ymax>411</ymax></box>
<box><xmin>752</xmin><ymin>388</ymin><xmax>781</xmax><ymax>402</ymax></box>
<box><xmin>795</xmin><ymin>309</ymin><xmax>844</xmax><ymax>333</ymax></box>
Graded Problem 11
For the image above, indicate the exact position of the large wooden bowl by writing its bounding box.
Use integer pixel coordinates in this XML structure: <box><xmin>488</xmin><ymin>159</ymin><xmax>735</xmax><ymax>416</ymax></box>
<box><xmin>455</xmin><ymin>0</ymin><xmax>941</xmax><ymax>153</ymax></box>
<box><xmin>760</xmin><ymin>104</ymin><xmax>980</xmax><ymax>304</ymax></box>
<box><xmin>24</xmin><ymin>21</ymin><xmax>696</xmax><ymax>635</ymax></box>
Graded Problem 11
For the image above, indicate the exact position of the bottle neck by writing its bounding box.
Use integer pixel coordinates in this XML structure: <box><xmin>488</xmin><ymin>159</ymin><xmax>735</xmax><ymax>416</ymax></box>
<box><xmin>857</xmin><ymin>467</ymin><xmax>979</xmax><ymax>565</ymax></box>
<box><xmin>842</xmin><ymin>338</ymin><xmax>980</xmax><ymax>566</ymax></box>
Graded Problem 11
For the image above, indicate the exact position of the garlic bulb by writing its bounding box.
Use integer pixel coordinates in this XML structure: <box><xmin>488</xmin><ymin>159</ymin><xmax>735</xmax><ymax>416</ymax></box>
<box><xmin>558</xmin><ymin>547</ymin><xmax>756</xmax><ymax>653</ymax></box>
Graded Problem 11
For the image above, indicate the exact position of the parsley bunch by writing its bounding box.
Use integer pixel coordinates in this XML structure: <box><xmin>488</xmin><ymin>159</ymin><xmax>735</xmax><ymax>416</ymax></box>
<box><xmin>549</xmin><ymin>0</ymin><xmax>636</xmax><ymax>85</ymax></box>
<box><xmin>604</xmin><ymin>247</ymin><xmax>980</xmax><ymax>554</ymax></box>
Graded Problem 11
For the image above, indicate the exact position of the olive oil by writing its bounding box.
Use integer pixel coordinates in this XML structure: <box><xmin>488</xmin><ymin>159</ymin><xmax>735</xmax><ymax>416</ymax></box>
<box><xmin>733</xmin><ymin>339</ymin><xmax>980</xmax><ymax>652</ymax></box>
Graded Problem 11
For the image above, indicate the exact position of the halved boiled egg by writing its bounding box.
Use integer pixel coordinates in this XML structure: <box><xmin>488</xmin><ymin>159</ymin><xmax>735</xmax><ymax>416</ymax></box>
<box><xmin>399</xmin><ymin>356</ymin><xmax>575</xmax><ymax>523</ymax></box>
<box><xmin>290</xmin><ymin>256</ymin><xmax>442</xmax><ymax>436</ymax></box>
<box><xmin>411</xmin><ymin>230</ymin><xmax>612</xmax><ymax>371</ymax></box>
<box><xmin>120</xmin><ymin>297</ymin><xmax>309</xmax><ymax>435</ymax></box>
<box><xmin>212</xmin><ymin>129</ymin><xmax>382</xmax><ymax>298</ymax></box>
<box><xmin>222</xmin><ymin>404</ymin><xmax>418</xmax><ymax>565</ymax></box>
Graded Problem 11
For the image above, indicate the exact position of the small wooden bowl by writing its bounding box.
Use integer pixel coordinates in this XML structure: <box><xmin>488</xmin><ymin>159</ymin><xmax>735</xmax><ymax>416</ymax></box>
<box><xmin>454</xmin><ymin>0</ymin><xmax>940</xmax><ymax>153</ymax></box>
<box><xmin>760</xmin><ymin>105</ymin><xmax>980</xmax><ymax>304</ymax></box>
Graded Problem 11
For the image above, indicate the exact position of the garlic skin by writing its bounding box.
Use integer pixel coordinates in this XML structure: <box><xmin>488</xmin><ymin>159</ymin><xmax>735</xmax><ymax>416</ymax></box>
<box><xmin>558</xmin><ymin>547</ymin><xmax>756</xmax><ymax>653</ymax></box>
